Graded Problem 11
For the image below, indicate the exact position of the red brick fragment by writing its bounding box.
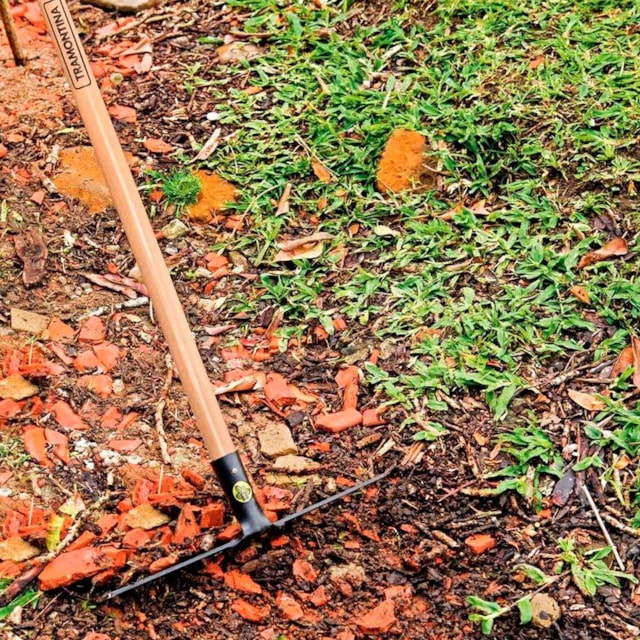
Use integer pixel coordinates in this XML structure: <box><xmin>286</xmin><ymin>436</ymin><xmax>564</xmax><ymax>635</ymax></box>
<box><xmin>231</xmin><ymin>598</ymin><xmax>271</xmax><ymax>623</ymax></box>
<box><xmin>315</xmin><ymin>408</ymin><xmax>363</xmax><ymax>433</ymax></box>
<box><xmin>309</xmin><ymin>585</ymin><xmax>330</xmax><ymax>607</ymax></box>
<box><xmin>224</xmin><ymin>569</ymin><xmax>262</xmax><ymax>595</ymax></box>
<box><xmin>355</xmin><ymin>599</ymin><xmax>397</xmax><ymax>635</ymax></box>
<box><xmin>181</xmin><ymin>468</ymin><xmax>206</xmax><ymax>489</ymax></box>
<box><xmin>276</xmin><ymin>592</ymin><xmax>304</xmax><ymax>620</ymax></box>
<box><xmin>464</xmin><ymin>534</ymin><xmax>496</xmax><ymax>555</ymax></box>
<box><xmin>39</xmin><ymin>547</ymin><xmax>112</xmax><ymax>590</ymax></box>
<box><xmin>200</xmin><ymin>502</ymin><xmax>224</xmax><ymax>528</ymax></box>
<box><xmin>293</xmin><ymin>559</ymin><xmax>318</xmax><ymax>584</ymax></box>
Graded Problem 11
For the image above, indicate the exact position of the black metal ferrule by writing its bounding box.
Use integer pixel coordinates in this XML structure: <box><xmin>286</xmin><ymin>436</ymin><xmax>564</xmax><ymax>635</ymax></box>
<box><xmin>212</xmin><ymin>451</ymin><xmax>272</xmax><ymax>536</ymax></box>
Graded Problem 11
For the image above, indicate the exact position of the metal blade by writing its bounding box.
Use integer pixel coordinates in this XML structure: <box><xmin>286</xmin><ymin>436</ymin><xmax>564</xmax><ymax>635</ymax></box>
<box><xmin>101</xmin><ymin>470</ymin><xmax>388</xmax><ymax>600</ymax></box>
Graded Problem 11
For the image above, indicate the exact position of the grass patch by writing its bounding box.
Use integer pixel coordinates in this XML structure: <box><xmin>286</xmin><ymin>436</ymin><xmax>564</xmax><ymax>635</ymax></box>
<box><xmin>180</xmin><ymin>0</ymin><xmax>640</xmax><ymax>571</ymax></box>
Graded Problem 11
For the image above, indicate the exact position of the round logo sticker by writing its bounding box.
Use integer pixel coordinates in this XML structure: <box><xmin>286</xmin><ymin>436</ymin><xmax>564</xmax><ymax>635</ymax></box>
<box><xmin>232</xmin><ymin>481</ymin><xmax>253</xmax><ymax>504</ymax></box>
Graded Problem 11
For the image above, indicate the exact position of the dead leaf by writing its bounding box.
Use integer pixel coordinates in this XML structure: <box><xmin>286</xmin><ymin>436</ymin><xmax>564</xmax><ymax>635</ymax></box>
<box><xmin>273</xmin><ymin>232</ymin><xmax>333</xmax><ymax>262</ymax></box>
<box><xmin>143</xmin><ymin>138</ymin><xmax>173</xmax><ymax>154</ymax></box>
<box><xmin>578</xmin><ymin>237</ymin><xmax>628</xmax><ymax>269</ymax></box>
<box><xmin>14</xmin><ymin>229</ymin><xmax>48</xmax><ymax>286</ymax></box>
<box><xmin>80</xmin><ymin>272</ymin><xmax>138</xmax><ymax>299</ymax></box>
<box><xmin>190</xmin><ymin>128</ymin><xmax>221</xmax><ymax>163</ymax></box>
<box><xmin>0</xmin><ymin>374</ymin><xmax>38</xmax><ymax>400</ymax></box>
<box><xmin>569</xmin><ymin>285</ymin><xmax>590</xmax><ymax>304</ymax></box>
<box><xmin>529</xmin><ymin>55</ymin><xmax>546</xmax><ymax>69</ymax></box>
<box><xmin>568</xmin><ymin>389</ymin><xmax>606</xmax><ymax>411</ymax></box>
<box><xmin>213</xmin><ymin>371</ymin><xmax>266</xmax><ymax>395</ymax></box>
<box><xmin>610</xmin><ymin>345</ymin><xmax>634</xmax><ymax>379</ymax></box>
<box><xmin>124</xmin><ymin>503</ymin><xmax>170</xmax><ymax>530</ymax></box>
<box><xmin>312</xmin><ymin>160</ymin><xmax>332</xmax><ymax>184</ymax></box>
<box><xmin>0</xmin><ymin>537</ymin><xmax>40</xmax><ymax>562</ymax></box>
<box><xmin>217</xmin><ymin>42</ymin><xmax>262</xmax><ymax>64</ymax></box>
<box><xmin>275</xmin><ymin>183</ymin><xmax>292</xmax><ymax>216</ymax></box>
<box><xmin>94</xmin><ymin>17</ymin><xmax>136</xmax><ymax>38</ymax></box>
<box><xmin>552</xmin><ymin>470</ymin><xmax>576</xmax><ymax>506</ymax></box>
<box><xmin>632</xmin><ymin>335</ymin><xmax>640</xmax><ymax>390</ymax></box>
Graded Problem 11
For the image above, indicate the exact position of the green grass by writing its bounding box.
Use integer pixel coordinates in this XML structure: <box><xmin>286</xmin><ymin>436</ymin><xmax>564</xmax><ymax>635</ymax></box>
<box><xmin>177</xmin><ymin>0</ymin><xmax>640</xmax><ymax>584</ymax></box>
<box><xmin>147</xmin><ymin>167</ymin><xmax>202</xmax><ymax>211</ymax></box>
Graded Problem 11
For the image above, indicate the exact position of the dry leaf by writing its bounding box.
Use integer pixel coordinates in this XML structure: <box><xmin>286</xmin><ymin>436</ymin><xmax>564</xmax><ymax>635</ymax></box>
<box><xmin>568</xmin><ymin>389</ymin><xmax>606</xmax><ymax>411</ymax></box>
<box><xmin>277</xmin><ymin>232</ymin><xmax>334</xmax><ymax>252</ymax></box>
<box><xmin>0</xmin><ymin>374</ymin><xmax>38</xmax><ymax>400</ymax></box>
<box><xmin>217</xmin><ymin>42</ymin><xmax>262</xmax><ymax>64</ymax></box>
<box><xmin>273</xmin><ymin>232</ymin><xmax>334</xmax><ymax>262</ymax></box>
<box><xmin>569</xmin><ymin>285</ymin><xmax>590</xmax><ymax>304</ymax></box>
<box><xmin>190</xmin><ymin>127</ymin><xmax>221</xmax><ymax>163</ymax></box>
<box><xmin>0</xmin><ymin>537</ymin><xmax>40</xmax><ymax>562</ymax></box>
<box><xmin>578</xmin><ymin>237</ymin><xmax>628</xmax><ymax>269</ymax></box>
<box><xmin>312</xmin><ymin>160</ymin><xmax>332</xmax><ymax>183</ymax></box>
<box><xmin>14</xmin><ymin>229</ymin><xmax>48</xmax><ymax>286</ymax></box>
<box><xmin>610</xmin><ymin>345</ymin><xmax>634</xmax><ymax>379</ymax></box>
<box><xmin>632</xmin><ymin>335</ymin><xmax>640</xmax><ymax>390</ymax></box>
<box><xmin>213</xmin><ymin>371</ymin><xmax>266</xmax><ymax>395</ymax></box>
<box><xmin>125</xmin><ymin>503</ymin><xmax>171</xmax><ymax>530</ymax></box>
<box><xmin>275</xmin><ymin>183</ymin><xmax>292</xmax><ymax>216</ymax></box>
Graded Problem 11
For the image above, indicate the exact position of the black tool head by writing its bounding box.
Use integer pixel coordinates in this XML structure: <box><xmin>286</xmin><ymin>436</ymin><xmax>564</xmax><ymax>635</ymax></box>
<box><xmin>101</xmin><ymin>470</ymin><xmax>388</xmax><ymax>600</ymax></box>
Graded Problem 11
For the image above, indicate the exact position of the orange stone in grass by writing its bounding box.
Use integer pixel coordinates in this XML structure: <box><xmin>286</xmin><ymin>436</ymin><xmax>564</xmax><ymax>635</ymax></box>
<box><xmin>187</xmin><ymin>170</ymin><xmax>238</xmax><ymax>223</ymax></box>
<box><xmin>376</xmin><ymin>129</ymin><xmax>437</xmax><ymax>194</ymax></box>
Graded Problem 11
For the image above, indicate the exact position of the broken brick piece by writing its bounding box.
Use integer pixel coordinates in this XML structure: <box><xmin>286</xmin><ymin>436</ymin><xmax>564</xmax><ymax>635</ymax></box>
<box><xmin>464</xmin><ymin>534</ymin><xmax>496</xmax><ymax>555</ymax></box>
<box><xmin>355</xmin><ymin>599</ymin><xmax>397</xmax><ymax>635</ymax></box>
<box><xmin>78</xmin><ymin>316</ymin><xmax>106</xmax><ymax>344</ymax></box>
<box><xmin>231</xmin><ymin>598</ymin><xmax>271</xmax><ymax>623</ymax></box>
<box><xmin>362</xmin><ymin>407</ymin><xmax>387</xmax><ymax>427</ymax></box>
<box><xmin>122</xmin><ymin>528</ymin><xmax>154</xmax><ymax>549</ymax></box>
<box><xmin>293</xmin><ymin>559</ymin><xmax>318</xmax><ymax>584</ymax></box>
<box><xmin>181</xmin><ymin>468</ymin><xmax>206</xmax><ymax>489</ymax></box>
<box><xmin>309</xmin><ymin>585</ymin><xmax>330</xmax><ymax>607</ymax></box>
<box><xmin>315</xmin><ymin>409</ymin><xmax>363</xmax><ymax>433</ymax></box>
<box><xmin>173</xmin><ymin>504</ymin><xmax>200</xmax><ymax>545</ymax></box>
<box><xmin>39</xmin><ymin>547</ymin><xmax>112</xmax><ymax>590</ymax></box>
<box><xmin>224</xmin><ymin>569</ymin><xmax>263</xmax><ymax>595</ymax></box>
<box><xmin>200</xmin><ymin>502</ymin><xmax>225</xmax><ymax>529</ymax></box>
<box><xmin>276</xmin><ymin>592</ymin><xmax>304</xmax><ymax>621</ymax></box>
<box><xmin>148</xmin><ymin>554</ymin><xmax>179</xmax><ymax>574</ymax></box>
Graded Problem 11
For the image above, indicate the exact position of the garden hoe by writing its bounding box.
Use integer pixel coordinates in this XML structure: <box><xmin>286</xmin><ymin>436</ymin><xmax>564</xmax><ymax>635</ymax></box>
<box><xmin>37</xmin><ymin>0</ymin><xmax>387</xmax><ymax>599</ymax></box>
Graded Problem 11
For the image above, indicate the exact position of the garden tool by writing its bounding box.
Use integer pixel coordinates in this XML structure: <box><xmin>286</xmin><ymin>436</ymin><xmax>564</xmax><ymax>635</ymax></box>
<box><xmin>37</xmin><ymin>0</ymin><xmax>387</xmax><ymax>599</ymax></box>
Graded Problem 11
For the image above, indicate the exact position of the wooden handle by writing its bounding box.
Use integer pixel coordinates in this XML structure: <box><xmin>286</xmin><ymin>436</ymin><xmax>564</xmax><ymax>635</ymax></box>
<box><xmin>38</xmin><ymin>0</ymin><xmax>235</xmax><ymax>460</ymax></box>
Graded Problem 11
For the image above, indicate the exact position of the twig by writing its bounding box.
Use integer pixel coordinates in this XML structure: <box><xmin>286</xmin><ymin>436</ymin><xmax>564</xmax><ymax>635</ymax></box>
<box><xmin>0</xmin><ymin>0</ymin><xmax>25</xmax><ymax>65</ymax></box>
<box><xmin>80</xmin><ymin>296</ymin><xmax>150</xmax><ymax>319</ymax></box>
<box><xmin>155</xmin><ymin>354</ymin><xmax>174</xmax><ymax>465</ymax></box>
<box><xmin>600</xmin><ymin>510</ymin><xmax>640</xmax><ymax>538</ymax></box>
<box><xmin>581</xmin><ymin>484</ymin><xmax>626</xmax><ymax>570</ymax></box>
